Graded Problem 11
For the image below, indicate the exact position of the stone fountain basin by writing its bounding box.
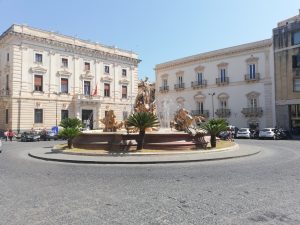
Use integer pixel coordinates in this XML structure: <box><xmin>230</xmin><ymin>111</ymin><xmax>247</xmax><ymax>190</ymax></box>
<box><xmin>73</xmin><ymin>130</ymin><xmax>207</xmax><ymax>151</ymax></box>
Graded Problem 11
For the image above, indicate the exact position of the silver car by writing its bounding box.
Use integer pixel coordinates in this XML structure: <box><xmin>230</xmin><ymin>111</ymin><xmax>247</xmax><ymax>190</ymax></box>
<box><xmin>259</xmin><ymin>128</ymin><xmax>276</xmax><ymax>139</ymax></box>
<box><xmin>236</xmin><ymin>128</ymin><xmax>251</xmax><ymax>139</ymax></box>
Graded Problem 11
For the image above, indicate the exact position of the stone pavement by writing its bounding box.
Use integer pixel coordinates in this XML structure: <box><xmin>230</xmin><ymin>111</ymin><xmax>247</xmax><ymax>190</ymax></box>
<box><xmin>28</xmin><ymin>143</ymin><xmax>260</xmax><ymax>164</ymax></box>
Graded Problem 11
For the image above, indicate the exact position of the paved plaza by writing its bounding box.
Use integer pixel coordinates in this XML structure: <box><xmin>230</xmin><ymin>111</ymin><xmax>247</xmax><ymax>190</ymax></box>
<box><xmin>0</xmin><ymin>139</ymin><xmax>300</xmax><ymax>225</ymax></box>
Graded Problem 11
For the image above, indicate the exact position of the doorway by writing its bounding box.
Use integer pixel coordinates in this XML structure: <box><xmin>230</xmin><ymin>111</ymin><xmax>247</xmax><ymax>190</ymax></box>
<box><xmin>82</xmin><ymin>109</ymin><xmax>93</xmax><ymax>130</ymax></box>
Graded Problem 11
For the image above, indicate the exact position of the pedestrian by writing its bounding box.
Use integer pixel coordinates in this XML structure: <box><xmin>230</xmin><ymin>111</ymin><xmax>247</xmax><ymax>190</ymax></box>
<box><xmin>0</xmin><ymin>139</ymin><xmax>2</xmax><ymax>153</ymax></box>
<box><xmin>228</xmin><ymin>128</ymin><xmax>233</xmax><ymax>142</ymax></box>
<box><xmin>4</xmin><ymin>130</ymin><xmax>8</xmax><ymax>141</ymax></box>
<box><xmin>8</xmin><ymin>129</ymin><xmax>15</xmax><ymax>142</ymax></box>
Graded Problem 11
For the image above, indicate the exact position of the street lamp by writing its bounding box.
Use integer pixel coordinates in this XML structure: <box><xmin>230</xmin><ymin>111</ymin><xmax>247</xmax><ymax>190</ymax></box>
<box><xmin>208</xmin><ymin>92</ymin><xmax>215</xmax><ymax>118</ymax></box>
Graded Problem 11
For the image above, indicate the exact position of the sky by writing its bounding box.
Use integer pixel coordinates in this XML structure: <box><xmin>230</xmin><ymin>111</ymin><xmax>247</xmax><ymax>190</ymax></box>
<box><xmin>0</xmin><ymin>0</ymin><xmax>299</xmax><ymax>81</ymax></box>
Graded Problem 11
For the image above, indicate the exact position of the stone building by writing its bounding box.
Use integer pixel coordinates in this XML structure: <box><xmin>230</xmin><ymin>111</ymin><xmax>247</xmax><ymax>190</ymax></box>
<box><xmin>0</xmin><ymin>24</ymin><xmax>140</xmax><ymax>132</ymax></box>
<box><xmin>155</xmin><ymin>40</ymin><xmax>275</xmax><ymax>129</ymax></box>
<box><xmin>273</xmin><ymin>10</ymin><xmax>300</xmax><ymax>133</ymax></box>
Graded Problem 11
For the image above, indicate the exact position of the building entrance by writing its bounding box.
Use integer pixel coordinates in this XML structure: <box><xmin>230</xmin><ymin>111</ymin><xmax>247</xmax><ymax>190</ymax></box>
<box><xmin>82</xmin><ymin>109</ymin><xmax>93</xmax><ymax>130</ymax></box>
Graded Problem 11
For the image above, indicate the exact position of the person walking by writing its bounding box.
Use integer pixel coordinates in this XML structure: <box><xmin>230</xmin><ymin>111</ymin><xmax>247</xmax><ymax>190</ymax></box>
<box><xmin>8</xmin><ymin>129</ymin><xmax>15</xmax><ymax>142</ymax></box>
<box><xmin>4</xmin><ymin>130</ymin><xmax>8</xmax><ymax>141</ymax></box>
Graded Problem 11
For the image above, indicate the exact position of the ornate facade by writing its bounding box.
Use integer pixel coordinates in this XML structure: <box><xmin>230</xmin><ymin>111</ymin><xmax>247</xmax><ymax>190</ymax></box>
<box><xmin>0</xmin><ymin>24</ymin><xmax>140</xmax><ymax>131</ymax></box>
<box><xmin>273</xmin><ymin>10</ymin><xmax>300</xmax><ymax>133</ymax></box>
<box><xmin>155</xmin><ymin>40</ymin><xmax>275</xmax><ymax>129</ymax></box>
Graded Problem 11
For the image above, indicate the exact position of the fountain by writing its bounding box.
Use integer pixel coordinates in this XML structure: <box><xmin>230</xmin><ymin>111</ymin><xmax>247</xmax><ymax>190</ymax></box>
<box><xmin>72</xmin><ymin>78</ymin><xmax>208</xmax><ymax>151</ymax></box>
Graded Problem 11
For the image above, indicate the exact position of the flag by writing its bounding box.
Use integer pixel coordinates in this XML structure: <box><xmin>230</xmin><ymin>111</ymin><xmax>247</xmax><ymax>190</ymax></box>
<box><xmin>92</xmin><ymin>83</ymin><xmax>98</xmax><ymax>96</ymax></box>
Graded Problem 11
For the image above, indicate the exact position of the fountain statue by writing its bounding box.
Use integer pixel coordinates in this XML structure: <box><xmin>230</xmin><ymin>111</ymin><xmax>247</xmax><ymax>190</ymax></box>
<box><xmin>134</xmin><ymin>77</ymin><xmax>156</xmax><ymax>114</ymax></box>
<box><xmin>173</xmin><ymin>108</ymin><xmax>206</xmax><ymax>131</ymax></box>
<box><xmin>100</xmin><ymin>110</ymin><xmax>123</xmax><ymax>132</ymax></box>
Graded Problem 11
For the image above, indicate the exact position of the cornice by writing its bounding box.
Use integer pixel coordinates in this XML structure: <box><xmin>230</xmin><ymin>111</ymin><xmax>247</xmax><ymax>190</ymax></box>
<box><xmin>57</xmin><ymin>69</ymin><xmax>72</xmax><ymax>77</ymax></box>
<box><xmin>3</xmin><ymin>29</ymin><xmax>141</xmax><ymax>66</ymax></box>
<box><xmin>30</xmin><ymin>65</ymin><xmax>47</xmax><ymax>74</ymax></box>
<box><xmin>155</xmin><ymin>39</ymin><xmax>272</xmax><ymax>71</ymax></box>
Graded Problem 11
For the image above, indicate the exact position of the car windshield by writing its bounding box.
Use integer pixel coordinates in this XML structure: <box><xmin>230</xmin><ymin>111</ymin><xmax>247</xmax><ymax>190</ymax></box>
<box><xmin>239</xmin><ymin>129</ymin><xmax>248</xmax><ymax>132</ymax></box>
<box><xmin>262</xmin><ymin>128</ymin><xmax>271</xmax><ymax>132</ymax></box>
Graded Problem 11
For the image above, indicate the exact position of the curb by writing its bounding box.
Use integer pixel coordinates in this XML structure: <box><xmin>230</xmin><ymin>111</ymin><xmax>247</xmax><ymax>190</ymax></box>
<box><xmin>28</xmin><ymin>145</ymin><xmax>261</xmax><ymax>165</ymax></box>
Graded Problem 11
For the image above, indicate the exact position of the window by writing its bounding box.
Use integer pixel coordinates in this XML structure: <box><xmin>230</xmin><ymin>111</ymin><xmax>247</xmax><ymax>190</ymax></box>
<box><xmin>220</xmin><ymin>100</ymin><xmax>227</xmax><ymax>108</ymax></box>
<box><xmin>104</xmin><ymin>65</ymin><xmax>110</xmax><ymax>74</ymax></box>
<box><xmin>84</xmin><ymin>81</ymin><xmax>91</xmax><ymax>95</ymax></box>
<box><xmin>123</xmin><ymin>111</ymin><xmax>128</xmax><ymax>120</ymax></box>
<box><xmin>178</xmin><ymin>76</ymin><xmax>183</xmax><ymax>84</ymax></box>
<box><xmin>35</xmin><ymin>53</ymin><xmax>43</xmax><ymax>63</ymax></box>
<box><xmin>292</xmin><ymin>55</ymin><xmax>300</xmax><ymax>68</ymax></box>
<box><xmin>61</xmin><ymin>110</ymin><xmax>69</xmax><ymax>120</ymax></box>
<box><xmin>34</xmin><ymin>75</ymin><xmax>43</xmax><ymax>92</ymax></box>
<box><xmin>104</xmin><ymin>83</ymin><xmax>110</xmax><ymax>97</ymax></box>
<box><xmin>249</xmin><ymin>64</ymin><xmax>256</xmax><ymax>79</ymax></box>
<box><xmin>163</xmin><ymin>79</ymin><xmax>168</xmax><ymax>87</ymax></box>
<box><xmin>61</xmin><ymin>78</ymin><xmax>68</xmax><ymax>93</ymax></box>
<box><xmin>5</xmin><ymin>109</ymin><xmax>8</xmax><ymax>124</ymax></box>
<box><xmin>197</xmin><ymin>72</ymin><xmax>203</xmax><ymax>84</ymax></box>
<box><xmin>34</xmin><ymin>109</ymin><xmax>43</xmax><ymax>123</ymax></box>
<box><xmin>292</xmin><ymin>31</ymin><xmax>300</xmax><ymax>45</ymax></box>
<box><xmin>122</xmin><ymin>69</ymin><xmax>127</xmax><ymax>76</ymax></box>
<box><xmin>250</xmin><ymin>98</ymin><xmax>257</xmax><ymax>108</ymax></box>
<box><xmin>197</xmin><ymin>102</ymin><xmax>204</xmax><ymax>113</ymax></box>
<box><xmin>122</xmin><ymin>85</ymin><xmax>127</xmax><ymax>99</ymax></box>
<box><xmin>7</xmin><ymin>53</ymin><xmax>9</xmax><ymax>62</ymax></box>
<box><xmin>294</xmin><ymin>78</ymin><xmax>300</xmax><ymax>92</ymax></box>
<box><xmin>84</xmin><ymin>62</ymin><xmax>90</xmax><ymax>71</ymax></box>
<box><xmin>220</xmin><ymin>69</ymin><xmax>226</xmax><ymax>82</ymax></box>
<box><xmin>62</xmin><ymin>58</ymin><xmax>68</xmax><ymax>68</ymax></box>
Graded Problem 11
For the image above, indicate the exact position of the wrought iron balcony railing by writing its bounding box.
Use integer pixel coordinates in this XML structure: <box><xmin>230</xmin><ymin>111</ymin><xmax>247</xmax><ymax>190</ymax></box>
<box><xmin>191</xmin><ymin>110</ymin><xmax>209</xmax><ymax>117</ymax></box>
<box><xmin>241</xmin><ymin>107</ymin><xmax>263</xmax><ymax>117</ymax></box>
<box><xmin>159</xmin><ymin>86</ymin><xmax>169</xmax><ymax>92</ymax></box>
<box><xmin>216</xmin><ymin>77</ymin><xmax>229</xmax><ymax>85</ymax></box>
<box><xmin>174</xmin><ymin>83</ymin><xmax>185</xmax><ymax>90</ymax></box>
<box><xmin>215</xmin><ymin>108</ymin><xmax>231</xmax><ymax>118</ymax></box>
<box><xmin>244</xmin><ymin>73</ymin><xmax>260</xmax><ymax>81</ymax></box>
<box><xmin>191</xmin><ymin>80</ymin><xmax>207</xmax><ymax>88</ymax></box>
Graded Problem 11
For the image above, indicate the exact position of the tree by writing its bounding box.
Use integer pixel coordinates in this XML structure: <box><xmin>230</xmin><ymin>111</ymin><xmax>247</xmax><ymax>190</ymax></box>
<box><xmin>59</xmin><ymin>118</ymin><xmax>82</xmax><ymax>149</ymax></box>
<box><xmin>201</xmin><ymin>119</ymin><xmax>228</xmax><ymax>148</ymax></box>
<box><xmin>126</xmin><ymin>112</ymin><xmax>159</xmax><ymax>150</ymax></box>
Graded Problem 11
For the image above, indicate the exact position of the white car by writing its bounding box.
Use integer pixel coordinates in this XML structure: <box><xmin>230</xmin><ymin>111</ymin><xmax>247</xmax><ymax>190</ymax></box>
<box><xmin>236</xmin><ymin>128</ymin><xmax>251</xmax><ymax>139</ymax></box>
<box><xmin>259</xmin><ymin>128</ymin><xmax>276</xmax><ymax>139</ymax></box>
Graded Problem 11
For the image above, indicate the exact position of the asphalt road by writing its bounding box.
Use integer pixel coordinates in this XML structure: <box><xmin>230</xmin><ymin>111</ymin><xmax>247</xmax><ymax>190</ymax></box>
<box><xmin>0</xmin><ymin>139</ymin><xmax>300</xmax><ymax>225</ymax></box>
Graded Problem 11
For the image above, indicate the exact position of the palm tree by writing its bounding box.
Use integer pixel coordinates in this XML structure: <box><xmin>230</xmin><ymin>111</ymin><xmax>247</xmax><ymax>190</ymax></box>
<box><xmin>201</xmin><ymin>119</ymin><xmax>228</xmax><ymax>148</ymax></box>
<box><xmin>126</xmin><ymin>112</ymin><xmax>159</xmax><ymax>150</ymax></box>
<box><xmin>59</xmin><ymin>118</ymin><xmax>82</xmax><ymax>149</ymax></box>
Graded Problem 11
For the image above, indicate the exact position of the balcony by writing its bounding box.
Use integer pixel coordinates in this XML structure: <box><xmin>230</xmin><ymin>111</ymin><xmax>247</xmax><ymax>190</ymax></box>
<box><xmin>244</xmin><ymin>73</ymin><xmax>260</xmax><ymax>82</ymax></box>
<box><xmin>174</xmin><ymin>83</ymin><xmax>185</xmax><ymax>91</ymax></box>
<box><xmin>241</xmin><ymin>107</ymin><xmax>263</xmax><ymax>117</ymax></box>
<box><xmin>159</xmin><ymin>86</ymin><xmax>169</xmax><ymax>93</ymax></box>
<box><xmin>191</xmin><ymin>80</ymin><xmax>207</xmax><ymax>89</ymax></box>
<box><xmin>77</xmin><ymin>94</ymin><xmax>100</xmax><ymax>103</ymax></box>
<box><xmin>215</xmin><ymin>108</ymin><xmax>231</xmax><ymax>118</ymax></box>
<box><xmin>191</xmin><ymin>110</ymin><xmax>209</xmax><ymax>118</ymax></box>
<box><xmin>216</xmin><ymin>77</ymin><xmax>229</xmax><ymax>85</ymax></box>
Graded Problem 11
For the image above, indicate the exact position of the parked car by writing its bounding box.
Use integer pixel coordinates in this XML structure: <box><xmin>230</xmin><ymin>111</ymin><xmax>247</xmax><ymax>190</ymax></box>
<box><xmin>20</xmin><ymin>132</ymin><xmax>40</xmax><ymax>142</ymax></box>
<box><xmin>219</xmin><ymin>131</ymin><xmax>230</xmax><ymax>140</ymax></box>
<box><xmin>40</xmin><ymin>130</ymin><xmax>58</xmax><ymax>141</ymax></box>
<box><xmin>236</xmin><ymin>128</ymin><xmax>251</xmax><ymax>139</ymax></box>
<box><xmin>275</xmin><ymin>128</ymin><xmax>292</xmax><ymax>140</ymax></box>
<box><xmin>259</xmin><ymin>128</ymin><xmax>277</xmax><ymax>140</ymax></box>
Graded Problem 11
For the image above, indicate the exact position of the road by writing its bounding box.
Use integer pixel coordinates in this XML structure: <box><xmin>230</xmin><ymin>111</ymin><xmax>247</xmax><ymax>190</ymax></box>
<box><xmin>0</xmin><ymin>139</ymin><xmax>300</xmax><ymax>225</ymax></box>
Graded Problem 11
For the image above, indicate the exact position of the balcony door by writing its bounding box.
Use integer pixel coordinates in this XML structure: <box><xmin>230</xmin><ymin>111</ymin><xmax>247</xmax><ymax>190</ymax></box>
<box><xmin>84</xmin><ymin>81</ymin><xmax>91</xmax><ymax>96</ymax></box>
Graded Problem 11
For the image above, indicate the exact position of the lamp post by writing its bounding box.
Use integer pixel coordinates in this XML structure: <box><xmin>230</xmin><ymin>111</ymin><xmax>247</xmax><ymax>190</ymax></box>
<box><xmin>208</xmin><ymin>92</ymin><xmax>215</xmax><ymax>118</ymax></box>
